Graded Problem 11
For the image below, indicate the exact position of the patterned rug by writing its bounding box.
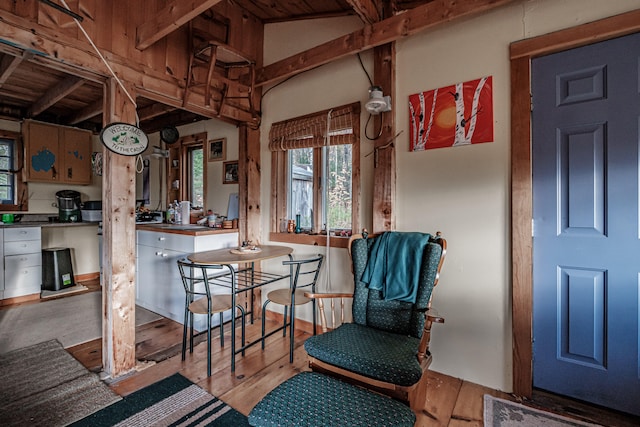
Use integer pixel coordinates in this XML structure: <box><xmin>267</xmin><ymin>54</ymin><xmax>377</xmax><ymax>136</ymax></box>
<box><xmin>484</xmin><ymin>395</ymin><xmax>602</xmax><ymax>427</ymax></box>
<box><xmin>71</xmin><ymin>373</ymin><xmax>249</xmax><ymax>427</ymax></box>
<box><xmin>0</xmin><ymin>339</ymin><xmax>121</xmax><ymax>427</ymax></box>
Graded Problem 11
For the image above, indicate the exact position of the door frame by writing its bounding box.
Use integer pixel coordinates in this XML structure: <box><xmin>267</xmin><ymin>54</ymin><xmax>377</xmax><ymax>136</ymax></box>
<box><xmin>510</xmin><ymin>9</ymin><xmax>640</xmax><ymax>398</ymax></box>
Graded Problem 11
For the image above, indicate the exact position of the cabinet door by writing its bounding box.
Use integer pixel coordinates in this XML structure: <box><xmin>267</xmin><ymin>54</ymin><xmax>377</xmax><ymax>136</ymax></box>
<box><xmin>24</xmin><ymin>120</ymin><xmax>61</xmax><ymax>182</ymax></box>
<box><xmin>61</xmin><ymin>127</ymin><xmax>92</xmax><ymax>185</ymax></box>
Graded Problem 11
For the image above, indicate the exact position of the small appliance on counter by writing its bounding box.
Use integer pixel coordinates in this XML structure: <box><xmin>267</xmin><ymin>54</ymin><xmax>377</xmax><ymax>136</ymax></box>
<box><xmin>56</xmin><ymin>190</ymin><xmax>82</xmax><ymax>223</ymax></box>
<box><xmin>135</xmin><ymin>210</ymin><xmax>164</xmax><ymax>224</ymax></box>
<box><xmin>81</xmin><ymin>200</ymin><xmax>102</xmax><ymax>222</ymax></box>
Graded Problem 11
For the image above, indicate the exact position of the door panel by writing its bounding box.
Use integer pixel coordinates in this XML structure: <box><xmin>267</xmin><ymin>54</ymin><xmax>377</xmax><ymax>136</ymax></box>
<box><xmin>532</xmin><ymin>32</ymin><xmax>640</xmax><ymax>416</ymax></box>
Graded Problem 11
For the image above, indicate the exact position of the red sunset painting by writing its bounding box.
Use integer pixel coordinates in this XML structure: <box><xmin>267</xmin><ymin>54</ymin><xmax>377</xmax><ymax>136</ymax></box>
<box><xmin>409</xmin><ymin>76</ymin><xmax>494</xmax><ymax>151</ymax></box>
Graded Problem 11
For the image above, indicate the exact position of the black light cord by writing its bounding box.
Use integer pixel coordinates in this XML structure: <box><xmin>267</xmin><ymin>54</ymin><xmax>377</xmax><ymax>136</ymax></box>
<box><xmin>357</xmin><ymin>53</ymin><xmax>383</xmax><ymax>140</ymax></box>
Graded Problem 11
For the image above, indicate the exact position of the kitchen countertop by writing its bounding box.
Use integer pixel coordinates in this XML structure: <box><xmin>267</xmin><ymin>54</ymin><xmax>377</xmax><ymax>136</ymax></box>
<box><xmin>136</xmin><ymin>223</ymin><xmax>238</xmax><ymax>236</ymax></box>
<box><xmin>0</xmin><ymin>221</ymin><xmax>100</xmax><ymax>228</ymax></box>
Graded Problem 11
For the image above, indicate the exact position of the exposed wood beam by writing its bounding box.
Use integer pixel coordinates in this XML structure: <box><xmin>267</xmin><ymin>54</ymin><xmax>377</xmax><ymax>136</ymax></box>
<box><xmin>137</xmin><ymin>102</ymin><xmax>175</xmax><ymax>121</ymax></box>
<box><xmin>0</xmin><ymin>10</ymin><xmax>255</xmax><ymax>125</ymax></box>
<box><xmin>67</xmin><ymin>98</ymin><xmax>102</xmax><ymax>125</ymax></box>
<box><xmin>135</xmin><ymin>0</ymin><xmax>223</xmax><ymax>50</ymax></box>
<box><xmin>0</xmin><ymin>51</ymin><xmax>32</xmax><ymax>86</ymax></box>
<box><xmin>346</xmin><ymin>0</ymin><xmax>380</xmax><ymax>24</ymax></box>
<box><xmin>256</xmin><ymin>0</ymin><xmax>516</xmax><ymax>87</ymax></box>
<box><xmin>27</xmin><ymin>76</ymin><xmax>85</xmax><ymax>117</ymax></box>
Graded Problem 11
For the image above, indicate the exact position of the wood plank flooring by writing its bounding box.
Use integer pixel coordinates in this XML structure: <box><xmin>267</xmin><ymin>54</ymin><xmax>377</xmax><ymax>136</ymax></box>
<box><xmin>35</xmin><ymin>280</ymin><xmax>640</xmax><ymax>426</ymax></box>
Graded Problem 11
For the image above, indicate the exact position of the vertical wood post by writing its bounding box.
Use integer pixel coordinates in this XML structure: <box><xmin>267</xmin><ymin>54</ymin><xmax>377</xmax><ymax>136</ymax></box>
<box><xmin>238</xmin><ymin>124</ymin><xmax>261</xmax><ymax>314</ymax></box>
<box><xmin>101</xmin><ymin>77</ymin><xmax>137</xmax><ymax>378</ymax></box>
<box><xmin>372</xmin><ymin>42</ymin><xmax>396</xmax><ymax>233</ymax></box>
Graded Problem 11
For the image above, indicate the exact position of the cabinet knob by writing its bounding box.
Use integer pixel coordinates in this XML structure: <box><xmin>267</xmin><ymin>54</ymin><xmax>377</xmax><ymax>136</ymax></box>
<box><xmin>155</xmin><ymin>251</ymin><xmax>163</xmax><ymax>256</ymax></box>
<box><xmin>161</xmin><ymin>253</ymin><xmax>168</xmax><ymax>257</ymax></box>
<box><xmin>158</xmin><ymin>237</ymin><xmax>165</xmax><ymax>241</ymax></box>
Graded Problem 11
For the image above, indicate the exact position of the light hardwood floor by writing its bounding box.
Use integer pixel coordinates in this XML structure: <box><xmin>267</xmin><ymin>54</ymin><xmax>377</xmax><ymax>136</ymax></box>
<box><xmin>44</xmin><ymin>281</ymin><xmax>640</xmax><ymax>426</ymax></box>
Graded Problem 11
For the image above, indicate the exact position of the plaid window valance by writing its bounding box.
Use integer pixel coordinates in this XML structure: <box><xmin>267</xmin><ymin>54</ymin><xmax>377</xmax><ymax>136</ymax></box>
<box><xmin>269</xmin><ymin>102</ymin><xmax>360</xmax><ymax>151</ymax></box>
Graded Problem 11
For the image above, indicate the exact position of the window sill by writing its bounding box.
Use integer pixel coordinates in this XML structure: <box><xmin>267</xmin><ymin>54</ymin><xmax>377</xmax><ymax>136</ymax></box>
<box><xmin>269</xmin><ymin>232</ymin><xmax>349</xmax><ymax>249</ymax></box>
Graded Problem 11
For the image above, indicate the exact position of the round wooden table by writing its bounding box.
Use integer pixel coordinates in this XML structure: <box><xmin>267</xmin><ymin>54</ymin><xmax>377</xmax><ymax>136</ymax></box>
<box><xmin>187</xmin><ymin>244</ymin><xmax>293</xmax><ymax>371</ymax></box>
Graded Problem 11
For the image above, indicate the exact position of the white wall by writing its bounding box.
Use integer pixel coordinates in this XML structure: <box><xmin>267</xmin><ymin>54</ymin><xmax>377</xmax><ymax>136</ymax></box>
<box><xmin>138</xmin><ymin>119</ymin><xmax>240</xmax><ymax>217</ymax></box>
<box><xmin>260</xmin><ymin>0</ymin><xmax>640</xmax><ymax>392</ymax></box>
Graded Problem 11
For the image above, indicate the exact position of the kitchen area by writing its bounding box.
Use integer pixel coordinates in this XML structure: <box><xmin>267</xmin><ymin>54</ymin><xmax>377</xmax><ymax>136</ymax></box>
<box><xmin>0</xmin><ymin>114</ymin><xmax>243</xmax><ymax>316</ymax></box>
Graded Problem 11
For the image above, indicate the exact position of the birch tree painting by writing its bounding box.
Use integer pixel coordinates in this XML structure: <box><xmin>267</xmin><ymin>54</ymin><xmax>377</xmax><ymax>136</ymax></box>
<box><xmin>409</xmin><ymin>76</ymin><xmax>493</xmax><ymax>151</ymax></box>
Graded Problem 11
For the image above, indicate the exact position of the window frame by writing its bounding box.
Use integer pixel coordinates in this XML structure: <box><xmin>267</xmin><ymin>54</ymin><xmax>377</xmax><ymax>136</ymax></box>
<box><xmin>269</xmin><ymin>102</ymin><xmax>361</xmax><ymax>248</ymax></box>
<box><xmin>167</xmin><ymin>132</ymin><xmax>207</xmax><ymax>209</ymax></box>
<box><xmin>0</xmin><ymin>130</ymin><xmax>27</xmax><ymax>212</ymax></box>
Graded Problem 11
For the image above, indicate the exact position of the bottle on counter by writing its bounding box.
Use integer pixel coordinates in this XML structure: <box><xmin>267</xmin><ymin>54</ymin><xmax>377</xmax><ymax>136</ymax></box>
<box><xmin>174</xmin><ymin>200</ymin><xmax>181</xmax><ymax>224</ymax></box>
<box><xmin>167</xmin><ymin>203</ymin><xmax>175</xmax><ymax>223</ymax></box>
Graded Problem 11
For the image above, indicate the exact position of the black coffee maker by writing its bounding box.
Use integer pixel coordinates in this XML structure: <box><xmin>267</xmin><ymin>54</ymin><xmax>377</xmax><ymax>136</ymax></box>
<box><xmin>56</xmin><ymin>190</ymin><xmax>82</xmax><ymax>222</ymax></box>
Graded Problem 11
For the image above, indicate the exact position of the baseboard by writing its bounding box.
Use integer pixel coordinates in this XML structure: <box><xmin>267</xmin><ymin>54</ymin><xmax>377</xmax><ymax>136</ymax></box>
<box><xmin>0</xmin><ymin>293</ymin><xmax>40</xmax><ymax>306</ymax></box>
<box><xmin>264</xmin><ymin>309</ymin><xmax>318</xmax><ymax>335</ymax></box>
<box><xmin>75</xmin><ymin>272</ymin><xmax>99</xmax><ymax>282</ymax></box>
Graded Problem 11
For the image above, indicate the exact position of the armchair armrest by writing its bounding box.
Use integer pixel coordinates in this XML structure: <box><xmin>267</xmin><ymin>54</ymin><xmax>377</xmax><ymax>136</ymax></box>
<box><xmin>417</xmin><ymin>306</ymin><xmax>445</xmax><ymax>366</ymax></box>
<box><xmin>303</xmin><ymin>292</ymin><xmax>354</xmax><ymax>333</ymax></box>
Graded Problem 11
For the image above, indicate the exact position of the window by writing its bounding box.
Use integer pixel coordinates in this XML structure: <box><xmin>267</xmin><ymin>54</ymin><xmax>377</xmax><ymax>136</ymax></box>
<box><xmin>187</xmin><ymin>145</ymin><xmax>204</xmax><ymax>208</ymax></box>
<box><xmin>270</xmin><ymin>102</ymin><xmax>360</xmax><ymax>243</ymax></box>
<box><xmin>0</xmin><ymin>131</ymin><xmax>26</xmax><ymax>211</ymax></box>
<box><xmin>168</xmin><ymin>132</ymin><xmax>207</xmax><ymax>210</ymax></box>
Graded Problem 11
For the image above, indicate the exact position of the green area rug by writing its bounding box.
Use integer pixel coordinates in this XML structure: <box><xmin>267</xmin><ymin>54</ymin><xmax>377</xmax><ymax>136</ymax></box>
<box><xmin>0</xmin><ymin>339</ymin><xmax>120</xmax><ymax>427</ymax></box>
<box><xmin>72</xmin><ymin>373</ymin><xmax>249</xmax><ymax>427</ymax></box>
<box><xmin>484</xmin><ymin>395</ymin><xmax>602</xmax><ymax>427</ymax></box>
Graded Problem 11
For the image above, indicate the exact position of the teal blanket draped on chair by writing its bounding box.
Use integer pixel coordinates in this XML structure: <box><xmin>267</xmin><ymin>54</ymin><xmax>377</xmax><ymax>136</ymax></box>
<box><xmin>361</xmin><ymin>231</ymin><xmax>431</xmax><ymax>303</ymax></box>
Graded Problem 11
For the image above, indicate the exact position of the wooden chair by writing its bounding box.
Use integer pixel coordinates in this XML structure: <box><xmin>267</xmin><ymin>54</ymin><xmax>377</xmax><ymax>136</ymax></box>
<box><xmin>303</xmin><ymin>231</ymin><xmax>446</xmax><ymax>403</ymax></box>
<box><xmin>261</xmin><ymin>254</ymin><xmax>324</xmax><ymax>362</ymax></box>
<box><xmin>177</xmin><ymin>259</ymin><xmax>246</xmax><ymax>377</ymax></box>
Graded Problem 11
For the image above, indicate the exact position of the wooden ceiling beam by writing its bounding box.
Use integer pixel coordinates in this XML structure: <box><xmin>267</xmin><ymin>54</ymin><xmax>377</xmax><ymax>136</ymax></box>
<box><xmin>137</xmin><ymin>102</ymin><xmax>176</xmax><ymax>121</ymax></box>
<box><xmin>256</xmin><ymin>0</ymin><xmax>516</xmax><ymax>87</ymax></box>
<box><xmin>28</xmin><ymin>75</ymin><xmax>85</xmax><ymax>117</ymax></box>
<box><xmin>136</xmin><ymin>0</ymin><xmax>223</xmax><ymax>50</ymax></box>
<box><xmin>67</xmin><ymin>98</ymin><xmax>102</xmax><ymax>124</ymax></box>
<box><xmin>0</xmin><ymin>51</ymin><xmax>33</xmax><ymax>86</ymax></box>
<box><xmin>346</xmin><ymin>0</ymin><xmax>380</xmax><ymax>24</ymax></box>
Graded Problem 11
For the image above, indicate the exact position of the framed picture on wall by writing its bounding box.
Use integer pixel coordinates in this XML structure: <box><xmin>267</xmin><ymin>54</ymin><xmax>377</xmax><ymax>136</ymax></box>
<box><xmin>223</xmin><ymin>160</ymin><xmax>238</xmax><ymax>184</ymax></box>
<box><xmin>207</xmin><ymin>138</ymin><xmax>226</xmax><ymax>162</ymax></box>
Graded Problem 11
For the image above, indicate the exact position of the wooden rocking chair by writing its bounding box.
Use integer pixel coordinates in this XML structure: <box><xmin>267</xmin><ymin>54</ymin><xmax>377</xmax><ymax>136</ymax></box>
<box><xmin>303</xmin><ymin>231</ymin><xmax>447</xmax><ymax>404</ymax></box>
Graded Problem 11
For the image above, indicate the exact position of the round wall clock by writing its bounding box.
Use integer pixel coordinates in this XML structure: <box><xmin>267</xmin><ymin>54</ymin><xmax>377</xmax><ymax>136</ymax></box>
<box><xmin>160</xmin><ymin>126</ymin><xmax>180</xmax><ymax>145</ymax></box>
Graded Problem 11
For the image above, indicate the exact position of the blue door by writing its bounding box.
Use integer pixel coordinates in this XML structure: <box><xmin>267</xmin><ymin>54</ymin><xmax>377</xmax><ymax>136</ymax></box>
<box><xmin>532</xmin><ymin>32</ymin><xmax>640</xmax><ymax>416</ymax></box>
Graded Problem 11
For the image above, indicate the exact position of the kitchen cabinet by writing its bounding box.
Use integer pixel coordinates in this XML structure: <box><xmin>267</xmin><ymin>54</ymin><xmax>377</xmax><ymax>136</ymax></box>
<box><xmin>23</xmin><ymin>120</ymin><xmax>92</xmax><ymax>185</ymax></box>
<box><xmin>136</xmin><ymin>229</ymin><xmax>238</xmax><ymax>330</ymax></box>
<box><xmin>2</xmin><ymin>227</ymin><xmax>42</xmax><ymax>300</ymax></box>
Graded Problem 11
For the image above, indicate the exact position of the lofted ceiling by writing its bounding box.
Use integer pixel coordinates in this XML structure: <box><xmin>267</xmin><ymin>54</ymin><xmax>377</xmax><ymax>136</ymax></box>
<box><xmin>0</xmin><ymin>0</ymin><xmax>433</xmax><ymax>135</ymax></box>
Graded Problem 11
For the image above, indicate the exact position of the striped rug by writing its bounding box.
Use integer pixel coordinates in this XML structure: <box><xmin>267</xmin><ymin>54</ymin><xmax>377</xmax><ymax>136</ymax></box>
<box><xmin>71</xmin><ymin>373</ymin><xmax>249</xmax><ymax>427</ymax></box>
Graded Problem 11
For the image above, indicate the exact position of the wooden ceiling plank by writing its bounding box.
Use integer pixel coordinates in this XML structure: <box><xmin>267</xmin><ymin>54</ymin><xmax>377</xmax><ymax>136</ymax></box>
<box><xmin>0</xmin><ymin>51</ymin><xmax>32</xmax><ymax>86</ymax></box>
<box><xmin>346</xmin><ymin>0</ymin><xmax>380</xmax><ymax>24</ymax></box>
<box><xmin>28</xmin><ymin>75</ymin><xmax>85</xmax><ymax>117</ymax></box>
<box><xmin>67</xmin><ymin>98</ymin><xmax>103</xmax><ymax>124</ymax></box>
<box><xmin>137</xmin><ymin>102</ymin><xmax>176</xmax><ymax>121</ymax></box>
<box><xmin>136</xmin><ymin>0</ymin><xmax>224</xmax><ymax>51</ymax></box>
<box><xmin>256</xmin><ymin>0</ymin><xmax>517</xmax><ymax>86</ymax></box>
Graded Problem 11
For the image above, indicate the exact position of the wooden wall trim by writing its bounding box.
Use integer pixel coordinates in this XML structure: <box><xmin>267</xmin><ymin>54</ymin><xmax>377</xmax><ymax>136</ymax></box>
<box><xmin>372</xmin><ymin>42</ymin><xmax>395</xmax><ymax>233</ymax></box>
<box><xmin>509</xmin><ymin>8</ymin><xmax>640</xmax><ymax>398</ymax></box>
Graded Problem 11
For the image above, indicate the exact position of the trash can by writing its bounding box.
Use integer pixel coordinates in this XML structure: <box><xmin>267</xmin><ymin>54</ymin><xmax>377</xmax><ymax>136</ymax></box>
<box><xmin>42</xmin><ymin>248</ymin><xmax>75</xmax><ymax>291</ymax></box>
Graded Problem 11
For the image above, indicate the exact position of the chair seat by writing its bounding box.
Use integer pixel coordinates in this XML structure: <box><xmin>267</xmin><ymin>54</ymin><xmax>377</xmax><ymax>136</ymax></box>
<box><xmin>248</xmin><ymin>372</ymin><xmax>415</xmax><ymax>427</ymax></box>
<box><xmin>304</xmin><ymin>322</ymin><xmax>422</xmax><ymax>386</ymax></box>
<box><xmin>266</xmin><ymin>288</ymin><xmax>311</xmax><ymax>306</ymax></box>
<box><xmin>188</xmin><ymin>294</ymin><xmax>233</xmax><ymax>315</ymax></box>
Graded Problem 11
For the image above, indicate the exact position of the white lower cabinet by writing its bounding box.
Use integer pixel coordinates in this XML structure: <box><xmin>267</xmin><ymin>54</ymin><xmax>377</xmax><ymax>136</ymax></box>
<box><xmin>3</xmin><ymin>227</ymin><xmax>42</xmax><ymax>299</ymax></box>
<box><xmin>136</xmin><ymin>230</ymin><xmax>238</xmax><ymax>331</ymax></box>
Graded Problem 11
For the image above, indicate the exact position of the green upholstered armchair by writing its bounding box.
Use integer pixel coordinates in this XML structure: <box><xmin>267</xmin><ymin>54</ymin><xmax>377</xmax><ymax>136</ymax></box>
<box><xmin>303</xmin><ymin>231</ymin><xmax>446</xmax><ymax>403</ymax></box>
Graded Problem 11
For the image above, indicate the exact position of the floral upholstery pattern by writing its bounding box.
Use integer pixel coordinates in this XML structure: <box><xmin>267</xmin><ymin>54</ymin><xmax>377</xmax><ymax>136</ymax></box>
<box><xmin>248</xmin><ymin>372</ymin><xmax>416</xmax><ymax>427</ymax></box>
<box><xmin>304</xmin><ymin>233</ymin><xmax>444</xmax><ymax>386</ymax></box>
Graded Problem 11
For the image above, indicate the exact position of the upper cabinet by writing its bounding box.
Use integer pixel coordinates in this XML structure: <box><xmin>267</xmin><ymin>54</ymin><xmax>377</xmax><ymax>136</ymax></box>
<box><xmin>23</xmin><ymin>120</ymin><xmax>92</xmax><ymax>185</ymax></box>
